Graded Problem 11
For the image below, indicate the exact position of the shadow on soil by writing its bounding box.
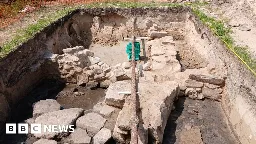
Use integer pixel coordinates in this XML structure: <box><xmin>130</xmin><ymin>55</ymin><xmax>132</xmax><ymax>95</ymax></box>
<box><xmin>162</xmin><ymin>97</ymin><xmax>185</xmax><ymax>144</ymax></box>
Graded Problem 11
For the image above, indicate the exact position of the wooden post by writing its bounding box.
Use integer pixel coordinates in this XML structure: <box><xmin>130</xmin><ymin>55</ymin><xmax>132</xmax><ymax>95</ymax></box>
<box><xmin>141</xmin><ymin>39</ymin><xmax>147</xmax><ymax>63</ymax></box>
<box><xmin>130</xmin><ymin>36</ymin><xmax>138</xmax><ymax>144</ymax></box>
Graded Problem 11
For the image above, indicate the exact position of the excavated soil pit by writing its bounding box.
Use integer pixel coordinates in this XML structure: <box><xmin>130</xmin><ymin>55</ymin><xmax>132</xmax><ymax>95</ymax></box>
<box><xmin>1</xmin><ymin>7</ymin><xmax>256</xmax><ymax>144</ymax></box>
<box><xmin>163</xmin><ymin>97</ymin><xmax>238</xmax><ymax>144</ymax></box>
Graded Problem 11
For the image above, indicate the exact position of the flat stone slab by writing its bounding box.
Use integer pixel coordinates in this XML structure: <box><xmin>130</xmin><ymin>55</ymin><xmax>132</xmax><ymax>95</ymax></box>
<box><xmin>189</xmin><ymin>74</ymin><xmax>225</xmax><ymax>86</ymax></box>
<box><xmin>105</xmin><ymin>81</ymin><xmax>131</xmax><ymax>108</ymax></box>
<box><xmin>34</xmin><ymin>108</ymin><xmax>84</xmax><ymax>139</ymax></box>
<box><xmin>63</xmin><ymin>46</ymin><xmax>84</xmax><ymax>55</ymax></box>
<box><xmin>76</xmin><ymin>112</ymin><xmax>107</xmax><ymax>137</ymax></box>
<box><xmin>70</xmin><ymin>128</ymin><xmax>91</xmax><ymax>144</ymax></box>
<box><xmin>204</xmin><ymin>83</ymin><xmax>220</xmax><ymax>89</ymax></box>
<box><xmin>33</xmin><ymin>139</ymin><xmax>57</xmax><ymax>144</ymax></box>
<box><xmin>33</xmin><ymin>99</ymin><xmax>61</xmax><ymax>117</ymax></box>
<box><xmin>149</xmin><ymin>31</ymin><xmax>168</xmax><ymax>39</ymax></box>
<box><xmin>115</xmin><ymin>100</ymin><xmax>132</xmax><ymax>131</ymax></box>
<box><xmin>113</xmin><ymin>81</ymin><xmax>179</xmax><ymax>144</ymax></box>
<box><xmin>93</xmin><ymin>103</ymin><xmax>116</xmax><ymax>117</ymax></box>
<box><xmin>185</xmin><ymin>79</ymin><xmax>204</xmax><ymax>88</ymax></box>
<box><xmin>93</xmin><ymin>128</ymin><xmax>112</xmax><ymax>144</ymax></box>
<box><xmin>100</xmin><ymin>105</ymin><xmax>116</xmax><ymax>117</ymax></box>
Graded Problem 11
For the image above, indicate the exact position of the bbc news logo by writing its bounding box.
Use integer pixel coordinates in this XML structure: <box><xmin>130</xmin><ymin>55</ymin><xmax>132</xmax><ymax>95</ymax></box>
<box><xmin>6</xmin><ymin>123</ymin><xmax>75</xmax><ymax>134</ymax></box>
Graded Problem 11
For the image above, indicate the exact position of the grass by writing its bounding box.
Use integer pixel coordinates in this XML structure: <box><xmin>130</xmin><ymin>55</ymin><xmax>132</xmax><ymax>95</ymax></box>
<box><xmin>0</xmin><ymin>6</ymin><xmax>76</xmax><ymax>58</ymax></box>
<box><xmin>192</xmin><ymin>8</ymin><xmax>256</xmax><ymax>75</ymax></box>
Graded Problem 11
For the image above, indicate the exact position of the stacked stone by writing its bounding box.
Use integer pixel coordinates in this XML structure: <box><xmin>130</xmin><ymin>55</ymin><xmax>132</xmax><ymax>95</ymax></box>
<box><xmin>52</xmin><ymin>46</ymin><xmax>134</xmax><ymax>88</ymax></box>
<box><xmin>182</xmin><ymin>74</ymin><xmax>225</xmax><ymax>101</ymax></box>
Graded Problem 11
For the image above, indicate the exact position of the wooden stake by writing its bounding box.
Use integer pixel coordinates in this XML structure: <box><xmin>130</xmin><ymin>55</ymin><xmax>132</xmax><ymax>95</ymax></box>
<box><xmin>130</xmin><ymin>35</ymin><xmax>138</xmax><ymax>144</ymax></box>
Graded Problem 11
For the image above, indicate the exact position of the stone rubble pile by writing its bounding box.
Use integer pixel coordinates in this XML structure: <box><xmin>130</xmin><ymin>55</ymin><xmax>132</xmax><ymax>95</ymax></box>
<box><xmin>27</xmin><ymin>99</ymin><xmax>115</xmax><ymax>144</ymax></box>
<box><xmin>181</xmin><ymin>74</ymin><xmax>225</xmax><ymax>101</ymax></box>
<box><xmin>47</xmin><ymin>46</ymin><xmax>135</xmax><ymax>88</ymax></box>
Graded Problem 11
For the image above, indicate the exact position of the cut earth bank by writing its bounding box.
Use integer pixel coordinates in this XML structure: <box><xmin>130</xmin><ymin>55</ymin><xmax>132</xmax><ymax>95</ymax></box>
<box><xmin>0</xmin><ymin>7</ymin><xmax>255</xmax><ymax>144</ymax></box>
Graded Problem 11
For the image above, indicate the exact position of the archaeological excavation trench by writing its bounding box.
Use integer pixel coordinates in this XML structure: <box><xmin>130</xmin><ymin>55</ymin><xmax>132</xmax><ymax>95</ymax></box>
<box><xmin>0</xmin><ymin>7</ymin><xmax>256</xmax><ymax>144</ymax></box>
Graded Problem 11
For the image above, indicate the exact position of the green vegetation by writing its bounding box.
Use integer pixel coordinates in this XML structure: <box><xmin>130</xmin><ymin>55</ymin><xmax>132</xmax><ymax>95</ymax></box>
<box><xmin>192</xmin><ymin>8</ymin><xmax>256</xmax><ymax>75</ymax></box>
<box><xmin>0</xmin><ymin>6</ymin><xmax>76</xmax><ymax>58</ymax></box>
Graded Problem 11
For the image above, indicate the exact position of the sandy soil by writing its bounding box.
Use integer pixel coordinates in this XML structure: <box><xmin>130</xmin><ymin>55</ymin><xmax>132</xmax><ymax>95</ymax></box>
<box><xmin>202</xmin><ymin>1</ymin><xmax>256</xmax><ymax>58</ymax></box>
<box><xmin>89</xmin><ymin>41</ymin><xmax>128</xmax><ymax>66</ymax></box>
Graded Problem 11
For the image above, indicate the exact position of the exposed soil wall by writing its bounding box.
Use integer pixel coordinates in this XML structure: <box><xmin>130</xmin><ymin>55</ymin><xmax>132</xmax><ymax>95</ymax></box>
<box><xmin>187</xmin><ymin>11</ymin><xmax>256</xmax><ymax>143</ymax></box>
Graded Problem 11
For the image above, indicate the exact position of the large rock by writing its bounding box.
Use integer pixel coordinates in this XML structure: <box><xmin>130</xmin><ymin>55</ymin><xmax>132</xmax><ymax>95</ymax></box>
<box><xmin>113</xmin><ymin>125</ymin><xmax>128</xmax><ymax>143</ymax></box>
<box><xmin>33</xmin><ymin>139</ymin><xmax>57</xmax><ymax>144</ymax></box>
<box><xmin>100</xmin><ymin>105</ymin><xmax>116</xmax><ymax>117</ymax></box>
<box><xmin>77</xmin><ymin>49</ymin><xmax>94</xmax><ymax>57</ymax></box>
<box><xmin>115</xmin><ymin>100</ymin><xmax>132</xmax><ymax>131</ymax></box>
<box><xmin>100</xmin><ymin>80</ymin><xmax>111</xmax><ymax>88</ymax></box>
<box><xmin>93</xmin><ymin>128</ymin><xmax>112</xmax><ymax>144</ymax></box>
<box><xmin>33</xmin><ymin>99</ymin><xmax>61</xmax><ymax>117</ymax></box>
<box><xmin>149</xmin><ymin>31</ymin><xmax>168</xmax><ymax>39</ymax></box>
<box><xmin>34</xmin><ymin>108</ymin><xmax>84</xmax><ymax>139</ymax></box>
<box><xmin>113</xmin><ymin>81</ymin><xmax>179</xmax><ymax>143</ymax></box>
<box><xmin>93</xmin><ymin>102</ymin><xmax>104</xmax><ymax>113</ymax></box>
<box><xmin>77</xmin><ymin>73</ymin><xmax>89</xmax><ymax>86</ymax></box>
<box><xmin>93</xmin><ymin>103</ymin><xmax>116</xmax><ymax>117</ymax></box>
<box><xmin>189</xmin><ymin>74</ymin><xmax>225</xmax><ymax>86</ymax></box>
<box><xmin>112</xmin><ymin>66</ymin><xmax>129</xmax><ymax>81</ymax></box>
<box><xmin>185</xmin><ymin>79</ymin><xmax>204</xmax><ymax>88</ymax></box>
<box><xmin>140</xmin><ymin>81</ymin><xmax>179</xmax><ymax>143</ymax></box>
<box><xmin>204</xmin><ymin>83</ymin><xmax>220</xmax><ymax>89</ymax></box>
<box><xmin>70</xmin><ymin>128</ymin><xmax>91</xmax><ymax>144</ymax></box>
<box><xmin>76</xmin><ymin>112</ymin><xmax>106</xmax><ymax>137</ymax></box>
<box><xmin>105</xmin><ymin>81</ymin><xmax>131</xmax><ymax>108</ymax></box>
<box><xmin>62</xmin><ymin>46</ymin><xmax>84</xmax><ymax>55</ymax></box>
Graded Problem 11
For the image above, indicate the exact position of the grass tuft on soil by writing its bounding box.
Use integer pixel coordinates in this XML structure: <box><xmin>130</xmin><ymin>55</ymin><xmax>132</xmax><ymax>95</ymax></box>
<box><xmin>192</xmin><ymin>8</ymin><xmax>256</xmax><ymax>75</ymax></box>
